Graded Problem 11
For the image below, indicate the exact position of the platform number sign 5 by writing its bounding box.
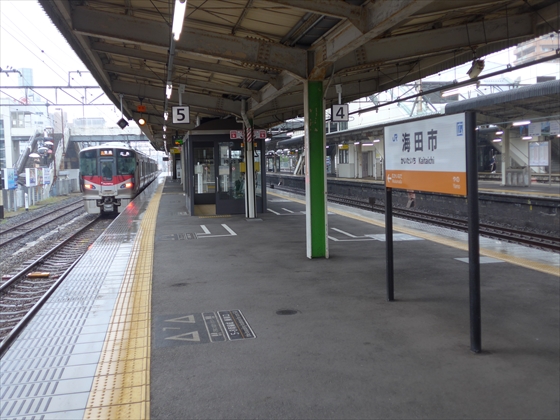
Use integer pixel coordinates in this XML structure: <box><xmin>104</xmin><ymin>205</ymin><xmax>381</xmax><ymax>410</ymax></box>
<box><xmin>331</xmin><ymin>104</ymin><xmax>349</xmax><ymax>122</ymax></box>
<box><xmin>172</xmin><ymin>106</ymin><xmax>190</xmax><ymax>124</ymax></box>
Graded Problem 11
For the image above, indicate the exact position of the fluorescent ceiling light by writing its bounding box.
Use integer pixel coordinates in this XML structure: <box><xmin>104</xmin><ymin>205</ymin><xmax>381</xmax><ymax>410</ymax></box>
<box><xmin>492</xmin><ymin>138</ymin><xmax>502</xmax><ymax>142</ymax></box>
<box><xmin>361</xmin><ymin>143</ymin><xmax>374</xmax><ymax>146</ymax></box>
<box><xmin>163</xmin><ymin>134</ymin><xmax>166</xmax><ymax>139</ymax></box>
<box><xmin>166</xmin><ymin>82</ymin><xmax>173</xmax><ymax>99</ymax></box>
<box><xmin>163</xmin><ymin>125</ymin><xmax>167</xmax><ymax>132</ymax></box>
<box><xmin>495</xmin><ymin>131</ymin><xmax>503</xmax><ymax>135</ymax></box>
<box><xmin>172</xmin><ymin>0</ymin><xmax>187</xmax><ymax>41</ymax></box>
<box><xmin>354</xmin><ymin>141</ymin><xmax>360</xmax><ymax>144</ymax></box>
<box><xmin>513</xmin><ymin>120</ymin><xmax>531</xmax><ymax>126</ymax></box>
<box><xmin>164</xmin><ymin>111</ymin><xmax>169</xmax><ymax>121</ymax></box>
<box><xmin>522</xmin><ymin>136</ymin><xmax>533</xmax><ymax>140</ymax></box>
<box><xmin>373</xmin><ymin>139</ymin><xmax>380</xmax><ymax>143</ymax></box>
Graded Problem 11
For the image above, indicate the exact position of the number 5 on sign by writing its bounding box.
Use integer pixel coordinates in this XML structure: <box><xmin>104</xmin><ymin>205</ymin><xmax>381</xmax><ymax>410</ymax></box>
<box><xmin>173</xmin><ymin>106</ymin><xmax>190</xmax><ymax>124</ymax></box>
<box><xmin>331</xmin><ymin>104</ymin><xmax>349</xmax><ymax>122</ymax></box>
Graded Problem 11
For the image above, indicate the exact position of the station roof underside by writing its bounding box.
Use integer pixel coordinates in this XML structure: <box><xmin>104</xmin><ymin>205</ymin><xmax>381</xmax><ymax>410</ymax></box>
<box><xmin>39</xmin><ymin>0</ymin><xmax>560</xmax><ymax>151</ymax></box>
<box><xmin>277</xmin><ymin>79</ymin><xmax>560</xmax><ymax>148</ymax></box>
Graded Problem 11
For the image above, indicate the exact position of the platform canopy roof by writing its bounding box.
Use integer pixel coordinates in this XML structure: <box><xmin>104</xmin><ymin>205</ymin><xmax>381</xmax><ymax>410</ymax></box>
<box><xmin>39</xmin><ymin>0</ymin><xmax>559</xmax><ymax>151</ymax></box>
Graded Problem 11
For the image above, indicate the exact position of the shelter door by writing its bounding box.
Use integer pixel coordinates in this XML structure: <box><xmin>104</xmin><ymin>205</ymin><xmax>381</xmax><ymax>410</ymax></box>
<box><xmin>216</xmin><ymin>141</ymin><xmax>245</xmax><ymax>214</ymax></box>
<box><xmin>193</xmin><ymin>143</ymin><xmax>215</xmax><ymax>206</ymax></box>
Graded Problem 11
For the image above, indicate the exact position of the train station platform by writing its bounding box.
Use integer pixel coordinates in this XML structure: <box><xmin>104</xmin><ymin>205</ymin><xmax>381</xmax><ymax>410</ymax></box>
<box><xmin>1</xmin><ymin>176</ymin><xmax>558</xmax><ymax>419</ymax></box>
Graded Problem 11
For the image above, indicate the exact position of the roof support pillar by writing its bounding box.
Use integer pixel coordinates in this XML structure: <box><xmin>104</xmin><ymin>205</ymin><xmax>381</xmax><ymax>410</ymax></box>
<box><xmin>304</xmin><ymin>80</ymin><xmax>328</xmax><ymax>259</ymax></box>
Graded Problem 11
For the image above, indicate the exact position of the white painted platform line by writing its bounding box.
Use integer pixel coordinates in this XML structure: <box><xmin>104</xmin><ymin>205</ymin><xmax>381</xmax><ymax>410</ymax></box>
<box><xmin>331</xmin><ymin>227</ymin><xmax>359</xmax><ymax>238</ymax></box>
<box><xmin>281</xmin><ymin>208</ymin><xmax>294</xmax><ymax>213</ymax></box>
<box><xmin>196</xmin><ymin>224</ymin><xmax>237</xmax><ymax>238</ymax></box>
<box><xmin>222</xmin><ymin>224</ymin><xmax>237</xmax><ymax>236</ymax></box>
<box><xmin>455</xmin><ymin>257</ymin><xmax>504</xmax><ymax>264</ymax></box>
<box><xmin>365</xmin><ymin>233</ymin><xmax>424</xmax><ymax>241</ymax></box>
<box><xmin>328</xmin><ymin>229</ymin><xmax>425</xmax><ymax>242</ymax></box>
<box><xmin>267</xmin><ymin>208</ymin><xmax>281</xmax><ymax>215</ymax></box>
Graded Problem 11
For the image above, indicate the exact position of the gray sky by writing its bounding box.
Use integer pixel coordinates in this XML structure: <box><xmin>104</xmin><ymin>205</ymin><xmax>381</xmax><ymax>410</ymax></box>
<box><xmin>0</xmin><ymin>0</ymin><xmax>117</xmax><ymax>123</ymax></box>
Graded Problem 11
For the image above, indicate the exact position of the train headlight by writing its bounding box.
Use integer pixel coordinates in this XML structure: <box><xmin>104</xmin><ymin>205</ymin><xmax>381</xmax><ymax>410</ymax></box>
<box><xmin>121</xmin><ymin>182</ymin><xmax>134</xmax><ymax>189</ymax></box>
<box><xmin>84</xmin><ymin>184</ymin><xmax>96</xmax><ymax>190</ymax></box>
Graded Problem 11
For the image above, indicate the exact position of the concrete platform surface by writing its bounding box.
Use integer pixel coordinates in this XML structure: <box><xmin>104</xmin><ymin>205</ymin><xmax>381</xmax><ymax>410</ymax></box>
<box><xmin>150</xmin><ymin>179</ymin><xmax>559</xmax><ymax>419</ymax></box>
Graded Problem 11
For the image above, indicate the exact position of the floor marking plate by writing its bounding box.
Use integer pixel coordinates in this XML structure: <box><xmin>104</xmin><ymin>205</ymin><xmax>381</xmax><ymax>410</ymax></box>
<box><xmin>155</xmin><ymin>310</ymin><xmax>255</xmax><ymax>347</ymax></box>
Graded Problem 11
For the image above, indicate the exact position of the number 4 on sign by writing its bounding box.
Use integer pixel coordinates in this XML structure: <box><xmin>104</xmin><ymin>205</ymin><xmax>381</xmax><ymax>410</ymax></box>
<box><xmin>331</xmin><ymin>104</ymin><xmax>349</xmax><ymax>122</ymax></box>
<box><xmin>173</xmin><ymin>106</ymin><xmax>190</xmax><ymax>124</ymax></box>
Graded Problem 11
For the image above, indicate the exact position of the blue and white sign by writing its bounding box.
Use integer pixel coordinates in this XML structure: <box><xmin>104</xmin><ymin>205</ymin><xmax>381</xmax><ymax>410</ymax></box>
<box><xmin>2</xmin><ymin>168</ymin><xmax>17</xmax><ymax>190</ymax></box>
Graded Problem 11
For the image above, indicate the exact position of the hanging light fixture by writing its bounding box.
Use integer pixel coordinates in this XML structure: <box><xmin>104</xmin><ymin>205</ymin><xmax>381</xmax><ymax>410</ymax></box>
<box><xmin>172</xmin><ymin>0</ymin><xmax>187</xmax><ymax>41</ymax></box>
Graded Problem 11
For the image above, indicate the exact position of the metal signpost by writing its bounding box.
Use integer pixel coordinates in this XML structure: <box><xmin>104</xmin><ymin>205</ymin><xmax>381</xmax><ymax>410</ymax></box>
<box><xmin>384</xmin><ymin>111</ymin><xmax>482</xmax><ymax>352</ymax></box>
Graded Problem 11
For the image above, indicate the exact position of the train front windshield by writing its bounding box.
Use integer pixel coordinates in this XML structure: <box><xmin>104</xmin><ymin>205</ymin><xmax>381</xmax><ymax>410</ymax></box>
<box><xmin>80</xmin><ymin>150</ymin><xmax>98</xmax><ymax>176</ymax></box>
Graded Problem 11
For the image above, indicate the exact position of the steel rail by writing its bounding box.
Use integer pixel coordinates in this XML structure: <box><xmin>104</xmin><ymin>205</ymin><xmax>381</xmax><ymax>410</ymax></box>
<box><xmin>0</xmin><ymin>216</ymin><xmax>100</xmax><ymax>293</ymax></box>
<box><xmin>0</xmin><ymin>201</ymin><xmax>84</xmax><ymax>247</ymax></box>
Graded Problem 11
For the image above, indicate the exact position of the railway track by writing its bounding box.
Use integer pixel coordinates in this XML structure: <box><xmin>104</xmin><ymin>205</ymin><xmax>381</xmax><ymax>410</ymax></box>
<box><xmin>0</xmin><ymin>200</ymin><xmax>85</xmax><ymax>248</ymax></box>
<box><xmin>275</xmin><ymin>185</ymin><xmax>560</xmax><ymax>252</ymax></box>
<box><xmin>0</xmin><ymin>216</ymin><xmax>113</xmax><ymax>355</ymax></box>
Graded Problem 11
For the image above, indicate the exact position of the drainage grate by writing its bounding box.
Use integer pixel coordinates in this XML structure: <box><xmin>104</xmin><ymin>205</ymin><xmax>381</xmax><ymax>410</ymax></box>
<box><xmin>276</xmin><ymin>309</ymin><xmax>298</xmax><ymax>315</ymax></box>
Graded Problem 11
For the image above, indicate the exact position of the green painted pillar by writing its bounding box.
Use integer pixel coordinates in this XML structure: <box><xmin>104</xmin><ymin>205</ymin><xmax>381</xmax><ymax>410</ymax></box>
<box><xmin>304</xmin><ymin>80</ymin><xmax>328</xmax><ymax>259</ymax></box>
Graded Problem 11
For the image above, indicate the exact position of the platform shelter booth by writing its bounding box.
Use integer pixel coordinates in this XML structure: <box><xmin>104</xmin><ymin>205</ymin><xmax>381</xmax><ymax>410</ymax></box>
<box><xmin>183</xmin><ymin>119</ymin><xmax>266</xmax><ymax>216</ymax></box>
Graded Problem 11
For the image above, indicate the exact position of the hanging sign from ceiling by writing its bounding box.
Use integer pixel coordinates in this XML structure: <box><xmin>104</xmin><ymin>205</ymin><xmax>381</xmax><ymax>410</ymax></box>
<box><xmin>331</xmin><ymin>104</ymin><xmax>349</xmax><ymax>122</ymax></box>
<box><xmin>172</xmin><ymin>106</ymin><xmax>190</xmax><ymax>124</ymax></box>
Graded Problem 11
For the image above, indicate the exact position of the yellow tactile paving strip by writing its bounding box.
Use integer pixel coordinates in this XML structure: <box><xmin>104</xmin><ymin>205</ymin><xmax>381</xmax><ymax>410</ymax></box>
<box><xmin>83</xmin><ymin>184</ymin><xmax>163</xmax><ymax>420</ymax></box>
<box><xmin>269</xmin><ymin>191</ymin><xmax>559</xmax><ymax>277</ymax></box>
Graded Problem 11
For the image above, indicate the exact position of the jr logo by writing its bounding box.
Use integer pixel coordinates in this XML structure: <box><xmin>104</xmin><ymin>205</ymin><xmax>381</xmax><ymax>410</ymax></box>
<box><xmin>392</xmin><ymin>133</ymin><xmax>398</xmax><ymax>142</ymax></box>
<box><xmin>456</xmin><ymin>122</ymin><xmax>464</xmax><ymax>136</ymax></box>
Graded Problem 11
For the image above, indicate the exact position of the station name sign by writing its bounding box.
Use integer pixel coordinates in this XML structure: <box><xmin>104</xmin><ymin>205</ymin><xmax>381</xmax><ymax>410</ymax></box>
<box><xmin>384</xmin><ymin>114</ymin><xmax>466</xmax><ymax>196</ymax></box>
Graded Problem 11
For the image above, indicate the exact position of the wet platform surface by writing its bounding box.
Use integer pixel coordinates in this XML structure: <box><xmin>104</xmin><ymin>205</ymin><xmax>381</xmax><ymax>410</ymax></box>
<box><xmin>1</xmin><ymin>176</ymin><xmax>558</xmax><ymax>419</ymax></box>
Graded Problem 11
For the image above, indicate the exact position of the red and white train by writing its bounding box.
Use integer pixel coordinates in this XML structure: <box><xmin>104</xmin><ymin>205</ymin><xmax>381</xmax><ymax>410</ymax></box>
<box><xmin>79</xmin><ymin>143</ymin><xmax>159</xmax><ymax>214</ymax></box>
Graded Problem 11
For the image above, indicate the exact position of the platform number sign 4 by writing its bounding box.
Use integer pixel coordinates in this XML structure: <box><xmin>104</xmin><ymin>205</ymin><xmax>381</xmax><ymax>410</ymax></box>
<box><xmin>331</xmin><ymin>104</ymin><xmax>349</xmax><ymax>122</ymax></box>
<box><xmin>172</xmin><ymin>106</ymin><xmax>190</xmax><ymax>124</ymax></box>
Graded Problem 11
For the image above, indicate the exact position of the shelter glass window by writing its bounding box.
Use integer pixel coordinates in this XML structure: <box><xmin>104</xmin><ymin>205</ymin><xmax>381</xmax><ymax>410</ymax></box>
<box><xmin>80</xmin><ymin>150</ymin><xmax>98</xmax><ymax>176</ymax></box>
<box><xmin>218</xmin><ymin>142</ymin><xmax>244</xmax><ymax>199</ymax></box>
<box><xmin>339</xmin><ymin>148</ymin><xmax>349</xmax><ymax>164</ymax></box>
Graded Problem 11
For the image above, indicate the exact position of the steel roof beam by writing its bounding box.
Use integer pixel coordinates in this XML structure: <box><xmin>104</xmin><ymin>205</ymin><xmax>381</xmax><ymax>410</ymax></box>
<box><xmin>104</xmin><ymin>64</ymin><xmax>257</xmax><ymax>98</ymax></box>
<box><xmin>72</xmin><ymin>6</ymin><xmax>307</xmax><ymax>79</ymax></box>
<box><xmin>309</xmin><ymin>0</ymin><xmax>431</xmax><ymax>79</ymax></box>
<box><xmin>111</xmin><ymin>81</ymin><xmax>241</xmax><ymax>117</ymax></box>
<box><xmin>336</xmin><ymin>11</ymin><xmax>555</xmax><ymax>72</ymax></box>
<box><xmin>248</xmin><ymin>71</ymin><xmax>302</xmax><ymax>114</ymax></box>
<box><xmin>265</xmin><ymin>0</ymin><xmax>361</xmax><ymax>28</ymax></box>
<box><xmin>90</xmin><ymin>42</ymin><xmax>278</xmax><ymax>83</ymax></box>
